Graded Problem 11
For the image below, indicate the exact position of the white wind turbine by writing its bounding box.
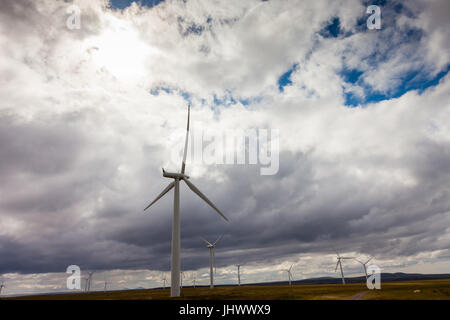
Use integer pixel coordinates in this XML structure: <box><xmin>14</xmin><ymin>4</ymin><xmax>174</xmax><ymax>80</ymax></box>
<box><xmin>333</xmin><ymin>249</ymin><xmax>354</xmax><ymax>285</ymax></box>
<box><xmin>83</xmin><ymin>277</ymin><xmax>89</xmax><ymax>292</ymax></box>
<box><xmin>85</xmin><ymin>271</ymin><xmax>94</xmax><ymax>292</ymax></box>
<box><xmin>161</xmin><ymin>273</ymin><xmax>167</xmax><ymax>289</ymax></box>
<box><xmin>103</xmin><ymin>276</ymin><xmax>109</xmax><ymax>292</ymax></box>
<box><xmin>143</xmin><ymin>104</ymin><xmax>229</xmax><ymax>297</ymax></box>
<box><xmin>283</xmin><ymin>265</ymin><xmax>294</xmax><ymax>285</ymax></box>
<box><xmin>236</xmin><ymin>265</ymin><xmax>241</xmax><ymax>286</ymax></box>
<box><xmin>354</xmin><ymin>256</ymin><xmax>373</xmax><ymax>280</ymax></box>
<box><xmin>0</xmin><ymin>280</ymin><xmax>5</xmax><ymax>295</ymax></box>
<box><xmin>201</xmin><ymin>234</ymin><xmax>224</xmax><ymax>289</ymax></box>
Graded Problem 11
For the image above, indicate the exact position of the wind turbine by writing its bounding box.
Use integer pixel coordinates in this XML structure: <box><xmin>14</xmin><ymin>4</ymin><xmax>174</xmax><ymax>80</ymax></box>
<box><xmin>144</xmin><ymin>104</ymin><xmax>229</xmax><ymax>297</ymax></box>
<box><xmin>283</xmin><ymin>265</ymin><xmax>293</xmax><ymax>285</ymax></box>
<box><xmin>192</xmin><ymin>273</ymin><xmax>197</xmax><ymax>288</ymax></box>
<box><xmin>161</xmin><ymin>273</ymin><xmax>167</xmax><ymax>289</ymax></box>
<box><xmin>201</xmin><ymin>234</ymin><xmax>224</xmax><ymax>289</ymax></box>
<box><xmin>333</xmin><ymin>250</ymin><xmax>354</xmax><ymax>284</ymax></box>
<box><xmin>85</xmin><ymin>271</ymin><xmax>94</xmax><ymax>292</ymax></box>
<box><xmin>354</xmin><ymin>256</ymin><xmax>373</xmax><ymax>280</ymax></box>
<box><xmin>0</xmin><ymin>281</ymin><xmax>5</xmax><ymax>295</ymax></box>
<box><xmin>83</xmin><ymin>277</ymin><xmax>89</xmax><ymax>292</ymax></box>
<box><xmin>103</xmin><ymin>276</ymin><xmax>109</xmax><ymax>292</ymax></box>
<box><xmin>236</xmin><ymin>265</ymin><xmax>241</xmax><ymax>286</ymax></box>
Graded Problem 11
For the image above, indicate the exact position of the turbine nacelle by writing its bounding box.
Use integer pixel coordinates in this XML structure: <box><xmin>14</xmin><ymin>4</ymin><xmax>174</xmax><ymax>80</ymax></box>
<box><xmin>162</xmin><ymin>168</ymin><xmax>189</xmax><ymax>180</ymax></box>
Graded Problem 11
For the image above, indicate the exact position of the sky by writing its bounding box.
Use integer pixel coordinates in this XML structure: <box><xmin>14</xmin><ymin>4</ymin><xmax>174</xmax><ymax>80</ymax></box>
<box><xmin>0</xmin><ymin>0</ymin><xmax>449</xmax><ymax>296</ymax></box>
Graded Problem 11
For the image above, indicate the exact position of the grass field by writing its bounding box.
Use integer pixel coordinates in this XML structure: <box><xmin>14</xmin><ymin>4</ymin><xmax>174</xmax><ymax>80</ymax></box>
<box><xmin>6</xmin><ymin>279</ymin><xmax>450</xmax><ymax>300</ymax></box>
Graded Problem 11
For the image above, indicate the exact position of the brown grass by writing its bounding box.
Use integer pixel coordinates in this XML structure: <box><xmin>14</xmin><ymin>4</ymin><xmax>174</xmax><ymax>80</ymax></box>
<box><xmin>5</xmin><ymin>279</ymin><xmax>450</xmax><ymax>300</ymax></box>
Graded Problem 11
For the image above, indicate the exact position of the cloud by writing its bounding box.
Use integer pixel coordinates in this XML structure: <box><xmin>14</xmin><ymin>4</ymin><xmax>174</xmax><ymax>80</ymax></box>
<box><xmin>0</xmin><ymin>0</ymin><xmax>449</xmax><ymax>295</ymax></box>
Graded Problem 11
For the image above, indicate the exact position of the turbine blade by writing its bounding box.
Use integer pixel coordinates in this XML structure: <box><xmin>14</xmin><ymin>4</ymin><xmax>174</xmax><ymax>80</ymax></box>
<box><xmin>366</xmin><ymin>256</ymin><xmax>373</xmax><ymax>264</ymax></box>
<box><xmin>213</xmin><ymin>233</ymin><xmax>224</xmax><ymax>246</ymax></box>
<box><xmin>335</xmin><ymin>260</ymin><xmax>340</xmax><ymax>272</ymax></box>
<box><xmin>181</xmin><ymin>104</ymin><xmax>190</xmax><ymax>174</ymax></box>
<box><xmin>183</xmin><ymin>179</ymin><xmax>229</xmax><ymax>221</ymax></box>
<box><xmin>200</xmin><ymin>237</ymin><xmax>213</xmax><ymax>246</ymax></box>
<box><xmin>144</xmin><ymin>182</ymin><xmax>175</xmax><ymax>211</ymax></box>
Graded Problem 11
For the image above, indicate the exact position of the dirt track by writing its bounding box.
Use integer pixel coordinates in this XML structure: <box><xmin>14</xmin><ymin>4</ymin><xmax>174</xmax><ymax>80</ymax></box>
<box><xmin>348</xmin><ymin>291</ymin><xmax>369</xmax><ymax>300</ymax></box>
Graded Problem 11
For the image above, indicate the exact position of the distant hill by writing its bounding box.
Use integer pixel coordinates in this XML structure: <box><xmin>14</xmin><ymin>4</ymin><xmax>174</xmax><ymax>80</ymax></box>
<box><xmin>151</xmin><ymin>272</ymin><xmax>450</xmax><ymax>289</ymax></box>
<box><xmin>239</xmin><ymin>273</ymin><xmax>450</xmax><ymax>287</ymax></box>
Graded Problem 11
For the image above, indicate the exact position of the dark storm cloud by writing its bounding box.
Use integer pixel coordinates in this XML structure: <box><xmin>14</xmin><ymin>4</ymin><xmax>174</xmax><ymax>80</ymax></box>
<box><xmin>0</xmin><ymin>114</ymin><xmax>83</xmax><ymax>177</ymax></box>
<box><xmin>95</xmin><ymin>141</ymin><xmax>450</xmax><ymax>272</ymax></box>
<box><xmin>1</xmin><ymin>120</ymin><xmax>450</xmax><ymax>274</ymax></box>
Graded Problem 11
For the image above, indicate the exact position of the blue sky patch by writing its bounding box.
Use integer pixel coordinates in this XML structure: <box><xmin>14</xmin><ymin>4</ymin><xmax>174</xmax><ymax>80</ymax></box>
<box><xmin>342</xmin><ymin>69</ymin><xmax>364</xmax><ymax>84</ymax></box>
<box><xmin>109</xmin><ymin>0</ymin><xmax>164</xmax><ymax>10</ymax></box>
<box><xmin>278</xmin><ymin>63</ymin><xmax>298</xmax><ymax>92</ymax></box>
<box><xmin>150</xmin><ymin>86</ymin><xmax>171</xmax><ymax>95</ymax></box>
<box><xmin>344</xmin><ymin>65</ymin><xmax>450</xmax><ymax>106</ymax></box>
<box><xmin>183</xmin><ymin>23</ymin><xmax>204</xmax><ymax>37</ymax></box>
<box><xmin>319</xmin><ymin>17</ymin><xmax>341</xmax><ymax>38</ymax></box>
<box><xmin>150</xmin><ymin>86</ymin><xmax>192</xmax><ymax>104</ymax></box>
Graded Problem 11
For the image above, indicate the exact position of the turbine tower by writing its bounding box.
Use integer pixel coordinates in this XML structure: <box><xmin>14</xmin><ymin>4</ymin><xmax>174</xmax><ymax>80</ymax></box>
<box><xmin>201</xmin><ymin>234</ymin><xmax>224</xmax><ymax>289</ymax></box>
<box><xmin>86</xmin><ymin>272</ymin><xmax>94</xmax><ymax>292</ymax></box>
<box><xmin>354</xmin><ymin>256</ymin><xmax>373</xmax><ymax>280</ymax></box>
<box><xmin>236</xmin><ymin>265</ymin><xmax>241</xmax><ymax>286</ymax></box>
<box><xmin>189</xmin><ymin>272</ymin><xmax>196</xmax><ymax>288</ymax></box>
<box><xmin>144</xmin><ymin>105</ymin><xmax>229</xmax><ymax>297</ymax></box>
<box><xmin>103</xmin><ymin>276</ymin><xmax>109</xmax><ymax>292</ymax></box>
<box><xmin>333</xmin><ymin>250</ymin><xmax>353</xmax><ymax>284</ymax></box>
<box><xmin>83</xmin><ymin>277</ymin><xmax>89</xmax><ymax>292</ymax></box>
<box><xmin>283</xmin><ymin>265</ymin><xmax>293</xmax><ymax>285</ymax></box>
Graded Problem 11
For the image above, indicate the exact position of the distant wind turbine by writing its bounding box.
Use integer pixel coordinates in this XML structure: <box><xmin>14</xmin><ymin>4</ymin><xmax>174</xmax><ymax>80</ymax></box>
<box><xmin>85</xmin><ymin>271</ymin><xmax>94</xmax><ymax>292</ymax></box>
<box><xmin>283</xmin><ymin>265</ymin><xmax>293</xmax><ymax>285</ymax></box>
<box><xmin>354</xmin><ymin>256</ymin><xmax>373</xmax><ymax>280</ymax></box>
<box><xmin>83</xmin><ymin>277</ymin><xmax>89</xmax><ymax>292</ymax></box>
<box><xmin>103</xmin><ymin>276</ymin><xmax>109</xmax><ymax>292</ymax></box>
<box><xmin>236</xmin><ymin>265</ymin><xmax>241</xmax><ymax>286</ymax></box>
<box><xmin>201</xmin><ymin>234</ymin><xmax>224</xmax><ymax>289</ymax></box>
<box><xmin>144</xmin><ymin>104</ymin><xmax>229</xmax><ymax>297</ymax></box>
<box><xmin>333</xmin><ymin>249</ymin><xmax>354</xmax><ymax>284</ymax></box>
<box><xmin>161</xmin><ymin>273</ymin><xmax>167</xmax><ymax>289</ymax></box>
<box><xmin>0</xmin><ymin>281</ymin><xmax>5</xmax><ymax>295</ymax></box>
